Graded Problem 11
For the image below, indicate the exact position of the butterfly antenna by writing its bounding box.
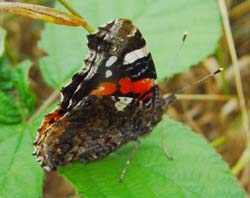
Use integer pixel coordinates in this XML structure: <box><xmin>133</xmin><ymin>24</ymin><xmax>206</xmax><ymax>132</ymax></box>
<box><xmin>172</xmin><ymin>31</ymin><xmax>188</xmax><ymax>64</ymax></box>
<box><xmin>165</xmin><ymin>32</ymin><xmax>188</xmax><ymax>86</ymax></box>
<box><xmin>164</xmin><ymin>68</ymin><xmax>224</xmax><ymax>106</ymax></box>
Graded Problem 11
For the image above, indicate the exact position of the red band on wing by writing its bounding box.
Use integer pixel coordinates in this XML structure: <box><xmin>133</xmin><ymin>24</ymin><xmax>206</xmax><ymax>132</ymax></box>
<box><xmin>131</xmin><ymin>78</ymin><xmax>152</xmax><ymax>94</ymax></box>
<box><xmin>119</xmin><ymin>77</ymin><xmax>153</xmax><ymax>95</ymax></box>
<box><xmin>119</xmin><ymin>77</ymin><xmax>132</xmax><ymax>94</ymax></box>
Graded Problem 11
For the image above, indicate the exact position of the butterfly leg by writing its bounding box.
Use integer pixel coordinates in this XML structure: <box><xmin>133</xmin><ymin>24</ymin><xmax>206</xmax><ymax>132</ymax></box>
<box><xmin>119</xmin><ymin>139</ymin><xmax>141</xmax><ymax>183</ymax></box>
<box><xmin>161</xmin><ymin>119</ymin><xmax>173</xmax><ymax>160</ymax></box>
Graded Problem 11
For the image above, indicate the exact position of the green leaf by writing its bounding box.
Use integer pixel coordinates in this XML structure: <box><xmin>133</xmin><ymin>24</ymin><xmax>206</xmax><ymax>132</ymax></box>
<box><xmin>0</xmin><ymin>92</ymin><xmax>22</xmax><ymax>124</ymax></box>
<box><xmin>0</xmin><ymin>123</ymin><xmax>44</xmax><ymax>198</ymax></box>
<box><xmin>0</xmin><ymin>27</ymin><xmax>6</xmax><ymax>56</ymax></box>
<box><xmin>59</xmin><ymin>116</ymin><xmax>243</xmax><ymax>198</ymax></box>
<box><xmin>0</xmin><ymin>31</ymin><xmax>42</xmax><ymax>195</ymax></box>
<box><xmin>0</xmin><ymin>41</ymin><xmax>23</xmax><ymax>124</ymax></box>
<box><xmin>12</xmin><ymin>60</ymin><xmax>35</xmax><ymax>117</ymax></box>
<box><xmin>0</xmin><ymin>56</ymin><xmax>14</xmax><ymax>92</ymax></box>
<box><xmin>0</xmin><ymin>56</ymin><xmax>35</xmax><ymax>121</ymax></box>
<box><xmin>39</xmin><ymin>0</ymin><xmax>221</xmax><ymax>88</ymax></box>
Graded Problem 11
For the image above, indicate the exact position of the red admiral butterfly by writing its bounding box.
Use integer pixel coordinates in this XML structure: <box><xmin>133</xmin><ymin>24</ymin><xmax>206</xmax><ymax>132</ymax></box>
<box><xmin>33</xmin><ymin>18</ymin><xmax>169</xmax><ymax>172</ymax></box>
<box><xmin>33</xmin><ymin>18</ymin><xmax>222</xmax><ymax>177</ymax></box>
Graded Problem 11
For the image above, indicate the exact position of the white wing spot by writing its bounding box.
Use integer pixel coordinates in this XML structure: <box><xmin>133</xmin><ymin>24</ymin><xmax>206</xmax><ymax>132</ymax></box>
<box><xmin>123</xmin><ymin>45</ymin><xmax>149</xmax><ymax>65</ymax></box>
<box><xmin>105</xmin><ymin>70</ymin><xmax>112</xmax><ymax>78</ymax></box>
<box><xmin>106</xmin><ymin>56</ymin><xmax>117</xmax><ymax>67</ymax></box>
<box><xmin>115</xmin><ymin>97</ymin><xmax>133</xmax><ymax>111</ymax></box>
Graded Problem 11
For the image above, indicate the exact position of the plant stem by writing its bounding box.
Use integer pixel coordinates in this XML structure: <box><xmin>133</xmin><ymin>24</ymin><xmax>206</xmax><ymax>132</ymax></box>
<box><xmin>230</xmin><ymin>1</ymin><xmax>250</xmax><ymax>19</ymax></box>
<box><xmin>218</xmin><ymin>0</ymin><xmax>250</xmax><ymax>173</ymax></box>
<box><xmin>210</xmin><ymin>136</ymin><xmax>226</xmax><ymax>148</ymax></box>
<box><xmin>58</xmin><ymin>0</ymin><xmax>94</xmax><ymax>33</ymax></box>
<box><xmin>231</xmin><ymin>148</ymin><xmax>250</xmax><ymax>175</ymax></box>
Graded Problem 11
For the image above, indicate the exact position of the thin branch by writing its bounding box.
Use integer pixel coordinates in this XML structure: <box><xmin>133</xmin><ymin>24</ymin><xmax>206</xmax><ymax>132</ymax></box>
<box><xmin>163</xmin><ymin>94</ymin><xmax>234</xmax><ymax>101</ymax></box>
<box><xmin>231</xmin><ymin>148</ymin><xmax>250</xmax><ymax>175</ymax></box>
<box><xmin>218</xmin><ymin>0</ymin><xmax>250</xmax><ymax>172</ymax></box>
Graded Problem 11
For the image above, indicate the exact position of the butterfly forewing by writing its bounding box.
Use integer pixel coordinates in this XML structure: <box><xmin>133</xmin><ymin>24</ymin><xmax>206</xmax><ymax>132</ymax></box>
<box><xmin>61</xmin><ymin>18</ymin><xmax>157</xmax><ymax>110</ymax></box>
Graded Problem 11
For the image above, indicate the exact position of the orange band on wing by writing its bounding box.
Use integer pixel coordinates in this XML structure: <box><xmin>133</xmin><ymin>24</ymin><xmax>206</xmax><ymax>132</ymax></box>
<box><xmin>35</xmin><ymin>107</ymin><xmax>63</xmax><ymax>145</ymax></box>
<box><xmin>90</xmin><ymin>82</ymin><xmax>117</xmax><ymax>95</ymax></box>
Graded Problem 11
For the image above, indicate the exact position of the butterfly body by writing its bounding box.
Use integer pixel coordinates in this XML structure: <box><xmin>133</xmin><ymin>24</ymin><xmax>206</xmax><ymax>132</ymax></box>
<box><xmin>34</xmin><ymin>18</ymin><xmax>166</xmax><ymax>171</ymax></box>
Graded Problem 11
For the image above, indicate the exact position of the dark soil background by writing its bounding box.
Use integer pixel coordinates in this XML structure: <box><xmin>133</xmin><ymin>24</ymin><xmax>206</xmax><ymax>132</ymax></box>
<box><xmin>0</xmin><ymin>0</ymin><xmax>250</xmax><ymax>197</ymax></box>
